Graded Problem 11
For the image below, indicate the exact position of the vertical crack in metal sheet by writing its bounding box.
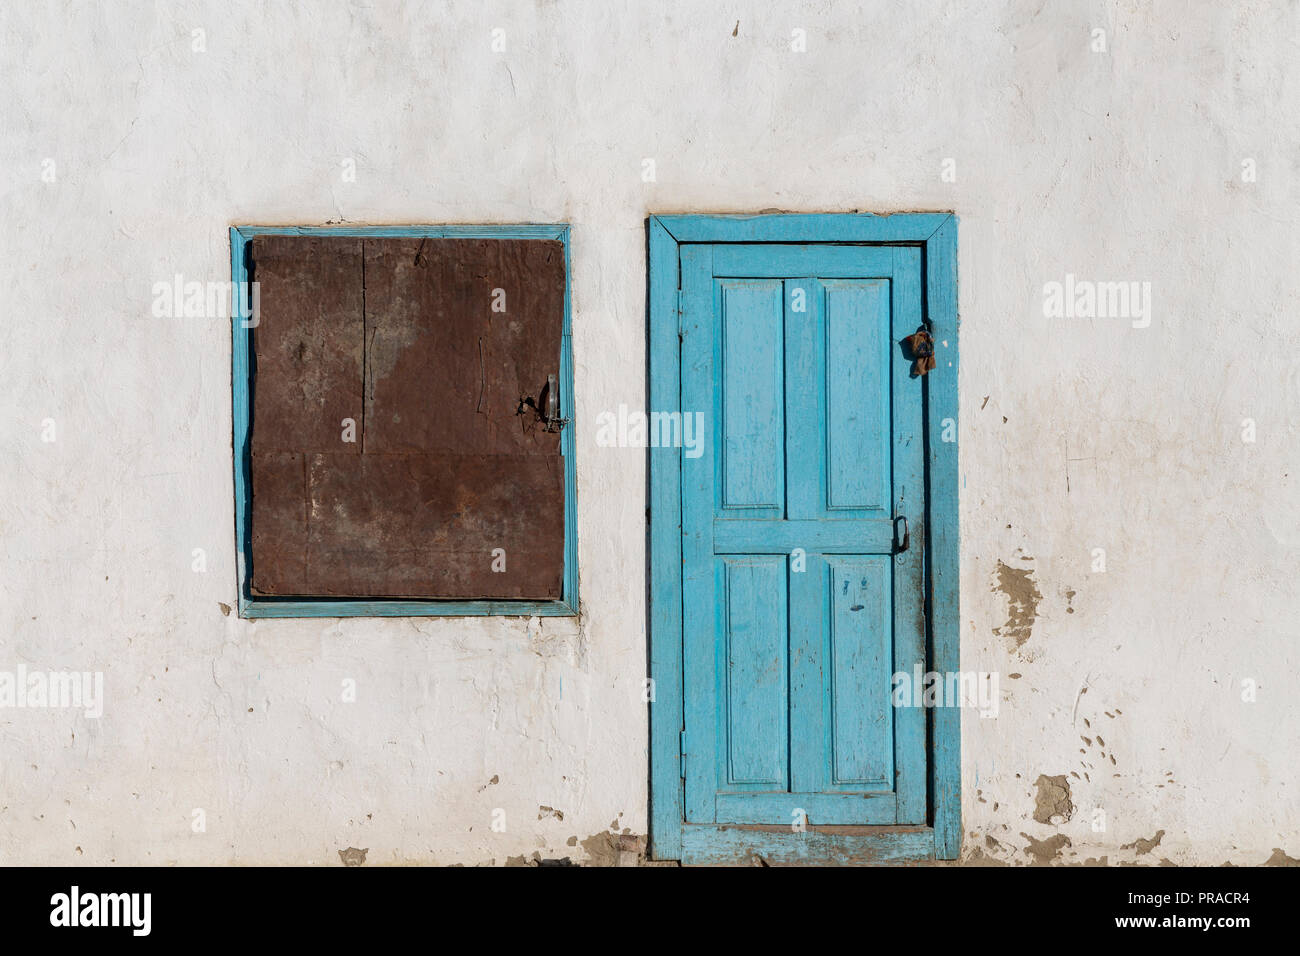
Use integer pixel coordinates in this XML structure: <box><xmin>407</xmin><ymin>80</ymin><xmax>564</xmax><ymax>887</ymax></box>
<box><xmin>360</xmin><ymin>239</ymin><xmax>368</xmax><ymax>455</ymax></box>
<box><xmin>477</xmin><ymin>336</ymin><xmax>486</xmax><ymax>413</ymax></box>
<box><xmin>302</xmin><ymin>453</ymin><xmax>309</xmax><ymax>589</ymax></box>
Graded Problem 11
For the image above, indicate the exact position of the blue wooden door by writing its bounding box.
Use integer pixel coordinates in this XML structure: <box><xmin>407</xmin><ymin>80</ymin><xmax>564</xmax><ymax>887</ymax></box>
<box><xmin>680</xmin><ymin>243</ymin><xmax>926</xmax><ymax>826</ymax></box>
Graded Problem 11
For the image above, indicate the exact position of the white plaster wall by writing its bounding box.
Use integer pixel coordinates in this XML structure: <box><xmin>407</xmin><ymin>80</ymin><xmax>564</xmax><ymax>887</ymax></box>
<box><xmin>1</xmin><ymin>1</ymin><xmax>1297</xmax><ymax>865</ymax></box>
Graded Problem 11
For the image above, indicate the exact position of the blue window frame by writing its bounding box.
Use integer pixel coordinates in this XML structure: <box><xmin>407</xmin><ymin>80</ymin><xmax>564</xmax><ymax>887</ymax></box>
<box><xmin>229</xmin><ymin>224</ymin><xmax>578</xmax><ymax>619</ymax></box>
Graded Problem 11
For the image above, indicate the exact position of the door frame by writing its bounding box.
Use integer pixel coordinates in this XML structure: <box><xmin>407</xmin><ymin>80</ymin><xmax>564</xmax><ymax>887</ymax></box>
<box><xmin>647</xmin><ymin>213</ymin><xmax>960</xmax><ymax>864</ymax></box>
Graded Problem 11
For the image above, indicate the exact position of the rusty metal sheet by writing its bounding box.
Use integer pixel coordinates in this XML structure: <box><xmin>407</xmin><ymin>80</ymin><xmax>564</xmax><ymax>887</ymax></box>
<box><xmin>249</xmin><ymin>236</ymin><xmax>364</xmax><ymax>456</ymax></box>
<box><xmin>247</xmin><ymin>451</ymin><xmax>307</xmax><ymax>595</ymax></box>
<box><xmin>361</xmin><ymin>238</ymin><xmax>566</xmax><ymax>456</ymax></box>
<box><xmin>249</xmin><ymin>236</ymin><xmax>363</xmax><ymax>597</ymax></box>
<box><xmin>248</xmin><ymin>235</ymin><xmax>566</xmax><ymax>600</ymax></box>
<box><xmin>301</xmin><ymin>452</ymin><xmax>564</xmax><ymax>598</ymax></box>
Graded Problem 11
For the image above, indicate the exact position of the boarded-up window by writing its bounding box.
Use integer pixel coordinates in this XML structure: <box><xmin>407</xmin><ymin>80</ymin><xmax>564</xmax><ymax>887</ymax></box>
<box><xmin>245</xmin><ymin>234</ymin><xmax>568</xmax><ymax>602</ymax></box>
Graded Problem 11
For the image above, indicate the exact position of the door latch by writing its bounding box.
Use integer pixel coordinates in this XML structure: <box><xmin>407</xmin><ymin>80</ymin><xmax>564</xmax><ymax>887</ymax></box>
<box><xmin>894</xmin><ymin>514</ymin><xmax>910</xmax><ymax>553</ymax></box>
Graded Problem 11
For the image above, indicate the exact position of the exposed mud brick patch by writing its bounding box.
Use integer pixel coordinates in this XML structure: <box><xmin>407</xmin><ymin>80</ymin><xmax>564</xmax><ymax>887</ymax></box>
<box><xmin>579</xmin><ymin>831</ymin><xmax>647</xmax><ymax>867</ymax></box>
<box><xmin>992</xmin><ymin>560</ymin><xmax>1042</xmax><ymax>648</ymax></box>
<box><xmin>1032</xmin><ymin>773</ymin><xmax>1074</xmax><ymax>824</ymax></box>
<box><xmin>337</xmin><ymin>846</ymin><xmax>368</xmax><ymax>867</ymax></box>
<box><xmin>1264</xmin><ymin>848</ymin><xmax>1300</xmax><ymax>866</ymax></box>
<box><xmin>964</xmin><ymin>846</ymin><xmax>1010</xmax><ymax>867</ymax></box>
<box><xmin>1020</xmin><ymin>833</ymin><xmax>1071</xmax><ymax>865</ymax></box>
<box><xmin>579</xmin><ymin>831</ymin><xmax>619</xmax><ymax>867</ymax></box>
<box><xmin>1122</xmin><ymin>830</ymin><xmax>1165</xmax><ymax>855</ymax></box>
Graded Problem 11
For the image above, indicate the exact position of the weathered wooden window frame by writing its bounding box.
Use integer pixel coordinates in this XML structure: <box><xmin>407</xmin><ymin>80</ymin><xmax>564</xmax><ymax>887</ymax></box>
<box><xmin>646</xmin><ymin>213</ymin><xmax>960</xmax><ymax>863</ymax></box>
<box><xmin>229</xmin><ymin>224</ymin><xmax>578</xmax><ymax>619</ymax></box>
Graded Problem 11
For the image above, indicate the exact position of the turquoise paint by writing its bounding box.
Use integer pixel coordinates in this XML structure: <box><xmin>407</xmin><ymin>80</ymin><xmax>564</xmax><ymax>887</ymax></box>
<box><xmin>682</xmin><ymin>244</ymin><xmax>925</xmax><ymax>828</ymax></box>
<box><xmin>655</xmin><ymin>213</ymin><xmax>953</xmax><ymax>244</ymax></box>
<box><xmin>648</xmin><ymin>213</ymin><xmax>959</xmax><ymax>863</ymax></box>
<box><xmin>923</xmin><ymin>215</ymin><xmax>961</xmax><ymax>859</ymax></box>
<box><xmin>680</xmin><ymin>824</ymin><xmax>936</xmax><ymax>866</ymax></box>
<box><xmin>888</xmin><ymin>245</ymin><xmax>928</xmax><ymax>824</ymax></box>
<box><xmin>679</xmin><ymin>243</ymin><xmax>718</xmax><ymax>824</ymax></box>
<box><xmin>229</xmin><ymin>224</ymin><xmax>578</xmax><ymax>619</ymax></box>
<box><xmin>647</xmin><ymin>216</ymin><xmax>685</xmax><ymax>860</ymax></box>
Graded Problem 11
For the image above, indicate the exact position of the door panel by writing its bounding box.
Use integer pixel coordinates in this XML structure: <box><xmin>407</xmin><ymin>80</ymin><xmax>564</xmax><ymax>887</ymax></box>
<box><xmin>825</xmin><ymin>556</ymin><xmax>893</xmax><ymax>790</ymax></box>
<box><xmin>719</xmin><ymin>281</ymin><xmax>785</xmax><ymax>513</ymax></box>
<box><xmin>824</xmin><ymin>280</ymin><xmax>891</xmax><ymax>513</ymax></box>
<box><xmin>681</xmin><ymin>242</ymin><xmax>926</xmax><ymax>828</ymax></box>
<box><xmin>720</xmin><ymin>556</ymin><xmax>789</xmax><ymax>788</ymax></box>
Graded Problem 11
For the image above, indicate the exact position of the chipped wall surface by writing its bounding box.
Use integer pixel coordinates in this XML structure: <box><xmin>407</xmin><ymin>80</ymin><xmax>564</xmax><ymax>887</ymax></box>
<box><xmin>2</xmin><ymin>2</ymin><xmax>1298</xmax><ymax>865</ymax></box>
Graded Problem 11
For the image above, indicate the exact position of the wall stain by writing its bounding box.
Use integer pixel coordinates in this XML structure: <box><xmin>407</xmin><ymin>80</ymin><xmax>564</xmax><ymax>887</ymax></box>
<box><xmin>965</xmin><ymin>834</ymin><xmax>1011</xmax><ymax>867</ymax></box>
<box><xmin>992</xmin><ymin>560</ymin><xmax>1042</xmax><ymax>648</ymax></box>
<box><xmin>1020</xmin><ymin>833</ymin><xmax>1071</xmax><ymax>865</ymax></box>
<box><xmin>580</xmin><ymin>831</ymin><xmax>646</xmax><ymax>866</ymax></box>
<box><xmin>1122</xmin><ymin>830</ymin><xmax>1165</xmax><ymax>855</ymax></box>
<box><xmin>337</xmin><ymin>846</ymin><xmax>368</xmax><ymax>867</ymax></box>
<box><xmin>537</xmin><ymin>805</ymin><xmax>564</xmax><ymax>821</ymax></box>
<box><xmin>499</xmin><ymin>832</ymin><xmax>650</xmax><ymax>867</ymax></box>
<box><xmin>1032</xmin><ymin>773</ymin><xmax>1074</xmax><ymax>824</ymax></box>
<box><xmin>1264</xmin><ymin>848</ymin><xmax>1300</xmax><ymax>866</ymax></box>
<box><xmin>580</xmin><ymin>832</ymin><xmax>619</xmax><ymax>867</ymax></box>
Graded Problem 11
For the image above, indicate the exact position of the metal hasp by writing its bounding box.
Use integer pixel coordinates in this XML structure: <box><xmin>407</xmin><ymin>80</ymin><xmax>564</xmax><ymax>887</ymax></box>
<box><xmin>894</xmin><ymin>514</ymin><xmax>910</xmax><ymax>553</ymax></box>
<box><xmin>516</xmin><ymin>372</ymin><xmax>570</xmax><ymax>432</ymax></box>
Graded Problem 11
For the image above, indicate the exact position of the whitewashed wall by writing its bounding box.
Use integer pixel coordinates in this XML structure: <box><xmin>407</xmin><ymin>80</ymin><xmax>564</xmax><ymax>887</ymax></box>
<box><xmin>1</xmin><ymin>1</ymin><xmax>1297</xmax><ymax>866</ymax></box>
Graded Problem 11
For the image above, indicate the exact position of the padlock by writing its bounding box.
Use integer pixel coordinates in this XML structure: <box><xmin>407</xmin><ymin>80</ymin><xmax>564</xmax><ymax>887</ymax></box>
<box><xmin>902</xmin><ymin>324</ymin><xmax>937</xmax><ymax>376</ymax></box>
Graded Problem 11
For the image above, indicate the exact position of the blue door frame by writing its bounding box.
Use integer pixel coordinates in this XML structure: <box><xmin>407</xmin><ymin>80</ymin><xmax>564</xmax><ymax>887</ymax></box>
<box><xmin>647</xmin><ymin>213</ymin><xmax>960</xmax><ymax>864</ymax></box>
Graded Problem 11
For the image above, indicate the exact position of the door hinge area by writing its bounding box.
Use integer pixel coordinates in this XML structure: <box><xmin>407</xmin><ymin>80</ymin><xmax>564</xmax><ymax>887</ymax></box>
<box><xmin>680</xmin><ymin>730</ymin><xmax>687</xmax><ymax>778</ymax></box>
